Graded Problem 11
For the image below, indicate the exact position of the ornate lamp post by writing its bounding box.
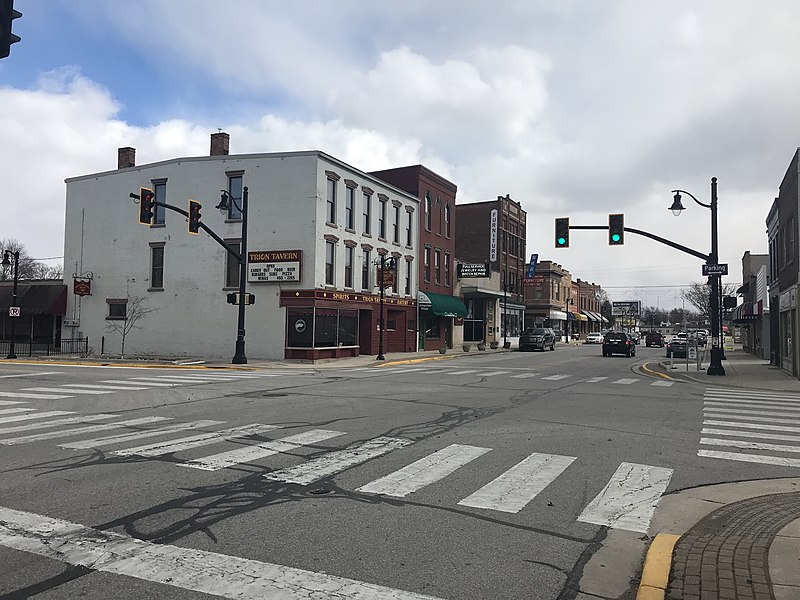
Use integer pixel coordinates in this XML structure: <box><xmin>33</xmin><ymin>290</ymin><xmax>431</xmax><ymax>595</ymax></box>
<box><xmin>2</xmin><ymin>249</ymin><xmax>19</xmax><ymax>359</ymax></box>
<box><xmin>376</xmin><ymin>253</ymin><xmax>397</xmax><ymax>360</ymax></box>
<box><xmin>502</xmin><ymin>282</ymin><xmax>514</xmax><ymax>348</ymax></box>
<box><xmin>669</xmin><ymin>177</ymin><xmax>725</xmax><ymax>375</ymax></box>
<box><xmin>216</xmin><ymin>187</ymin><xmax>249</xmax><ymax>364</ymax></box>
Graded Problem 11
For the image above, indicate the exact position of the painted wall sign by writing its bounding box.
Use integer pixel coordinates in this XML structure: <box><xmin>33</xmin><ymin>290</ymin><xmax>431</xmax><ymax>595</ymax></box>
<box><xmin>489</xmin><ymin>209</ymin><xmax>498</xmax><ymax>262</ymax></box>
<box><xmin>248</xmin><ymin>249</ymin><xmax>302</xmax><ymax>283</ymax></box>
<box><xmin>458</xmin><ymin>262</ymin><xmax>490</xmax><ymax>278</ymax></box>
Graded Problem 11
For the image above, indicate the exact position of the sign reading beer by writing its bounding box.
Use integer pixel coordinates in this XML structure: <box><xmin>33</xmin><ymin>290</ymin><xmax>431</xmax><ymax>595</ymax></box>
<box><xmin>248</xmin><ymin>249</ymin><xmax>302</xmax><ymax>283</ymax></box>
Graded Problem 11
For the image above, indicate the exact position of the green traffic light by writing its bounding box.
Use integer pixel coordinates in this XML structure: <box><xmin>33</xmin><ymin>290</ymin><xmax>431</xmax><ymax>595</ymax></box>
<box><xmin>557</xmin><ymin>237</ymin><xmax>566</xmax><ymax>245</ymax></box>
<box><xmin>611</xmin><ymin>234</ymin><xmax>620</xmax><ymax>242</ymax></box>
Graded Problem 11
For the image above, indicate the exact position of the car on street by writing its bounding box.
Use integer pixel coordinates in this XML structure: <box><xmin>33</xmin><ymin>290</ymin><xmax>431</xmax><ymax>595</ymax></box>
<box><xmin>666</xmin><ymin>334</ymin><xmax>689</xmax><ymax>358</ymax></box>
<box><xmin>645</xmin><ymin>331</ymin><xmax>664</xmax><ymax>347</ymax></box>
<box><xmin>585</xmin><ymin>332</ymin><xmax>603</xmax><ymax>344</ymax></box>
<box><xmin>602</xmin><ymin>331</ymin><xmax>636</xmax><ymax>357</ymax></box>
<box><xmin>629</xmin><ymin>331</ymin><xmax>640</xmax><ymax>344</ymax></box>
<box><xmin>519</xmin><ymin>327</ymin><xmax>556</xmax><ymax>351</ymax></box>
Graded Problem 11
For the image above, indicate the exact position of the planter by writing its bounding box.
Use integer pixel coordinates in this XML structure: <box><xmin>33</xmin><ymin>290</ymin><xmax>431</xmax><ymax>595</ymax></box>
<box><xmin>462</xmin><ymin>344</ymin><xmax>471</xmax><ymax>352</ymax></box>
<box><xmin>490</xmin><ymin>341</ymin><xmax>499</xmax><ymax>349</ymax></box>
<box><xmin>477</xmin><ymin>343</ymin><xmax>486</xmax><ymax>351</ymax></box>
<box><xmin>503</xmin><ymin>341</ymin><xmax>512</xmax><ymax>349</ymax></box>
<box><xmin>438</xmin><ymin>345</ymin><xmax>447</xmax><ymax>354</ymax></box>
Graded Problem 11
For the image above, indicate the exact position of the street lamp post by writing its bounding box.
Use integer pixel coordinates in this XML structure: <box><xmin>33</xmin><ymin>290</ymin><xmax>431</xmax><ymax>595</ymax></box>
<box><xmin>670</xmin><ymin>177</ymin><xmax>725</xmax><ymax>376</ymax></box>
<box><xmin>376</xmin><ymin>253</ymin><xmax>397</xmax><ymax>360</ymax></box>
<box><xmin>2</xmin><ymin>250</ymin><xmax>19</xmax><ymax>359</ymax></box>
<box><xmin>216</xmin><ymin>187</ymin><xmax>249</xmax><ymax>365</ymax></box>
<box><xmin>502</xmin><ymin>283</ymin><xmax>514</xmax><ymax>348</ymax></box>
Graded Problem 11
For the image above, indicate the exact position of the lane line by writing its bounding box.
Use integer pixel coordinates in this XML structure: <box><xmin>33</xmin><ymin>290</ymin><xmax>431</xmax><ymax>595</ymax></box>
<box><xmin>179</xmin><ymin>429</ymin><xmax>346</xmax><ymax>471</ymax></box>
<box><xmin>0</xmin><ymin>414</ymin><xmax>119</xmax><ymax>436</ymax></box>
<box><xmin>111</xmin><ymin>424</ymin><xmax>278</xmax><ymax>458</ymax></box>
<box><xmin>0</xmin><ymin>506</ymin><xmax>446</xmax><ymax>600</ymax></box>
<box><xmin>698</xmin><ymin>449</ymin><xmax>800</xmax><ymax>468</ymax></box>
<box><xmin>60</xmin><ymin>384</ymin><xmax>151</xmax><ymax>391</ymax></box>
<box><xmin>22</xmin><ymin>387</ymin><xmax>114</xmax><ymax>396</ymax></box>
<box><xmin>0</xmin><ymin>391</ymin><xmax>73</xmax><ymax>400</ymax></box>
<box><xmin>0</xmin><ymin>400</ymin><xmax>25</xmax><ymax>406</ymax></box>
<box><xmin>61</xmin><ymin>420</ymin><xmax>226</xmax><ymax>449</ymax></box>
<box><xmin>0</xmin><ymin>372</ymin><xmax>64</xmax><ymax>379</ymax></box>
<box><xmin>458</xmin><ymin>453</ymin><xmax>576</xmax><ymax>514</ymax></box>
<box><xmin>0</xmin><ymin>410</ymin><xmax>75</xmax><ymax>424</ymax></box>
<box><xmin>703</xmin><ymin>419</ymin><xmax>800</xmax><ymax>433</ymax></box>
<box><xmin>700</xmin><ymin>437</ymin><xmax>800</xmax><ymax>454</ymax></box>
<box><xmin>0</xmin><ymin>417</ymin><xmax>172</xmax><ymax>445</ymax></box>
<box><xmin>577</xmin><ymin>462</ymin><xmax>673</xmax><ymax>533</ymax></box>
<box><xmin>702</xmin><ymin>428</ymin><xmax>800</xmax><ymax>443</ymax></box>
<box><xmin>0</xmin><ymin>408</ymin><xmax>35</xmax><ymax>416</ymax></box>
<box><xmin>264</xmin><ymin>437</ymin><xmax>412</xmax><ymax>485</ymax></box>
<box><xmin>358</xmin><ymin>444</ymin><xmax>491</xmax><ymax>497</ymax></box>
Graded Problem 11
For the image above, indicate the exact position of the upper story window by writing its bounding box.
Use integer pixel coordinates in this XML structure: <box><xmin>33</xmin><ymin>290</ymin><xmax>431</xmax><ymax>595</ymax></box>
<box><xmin>424</xmin><ymin>193</ymin><xmax>432</xmax><ymax>231</ymax></box>
<box><xmin>378</xmin><ymin>197</ymin><xmax>387</xmax><ymax>239</ymax></box>
<box><xmin>393</xmin><ymin>204</ymin><xmax>401</xmax><ymax>243</ymax></box>
<box><xmin>362</xmin><ymin>249</ymin><xmax>371</xmax><ymax>291</ymax></box>
<box><xmin>345</xmin><ymin>185</ymin><xmax>355</xmax><ymax>230</ymax></box>
<box><xmin>153</xmin><ymin>181</ymin><xmax>166</xmax><ymax>225</ymax></box>
<box><xmin>363</xmin><ymin>192</ymin><xmax>372</xmax><ymax>235</ymax></box>
<box><xmin>227</xmin><ymin>174</ymin><xmax>243</xmax><ymax>220</ymax></box>
<box><xmin>444</xmin><ymin>253</ymin><xmax>450</xmax><ymax>287</ymax></box>
<box><xmin>325</xmin><ymin>240</ymin><xmax>335</xmax><ymax>285</ymax></box>
<box><xmin>434</xmin><ymin>249</ymin><xmax>441</xmax><ymax>284</ymax></box>
<box><xmin>326</xmin><ymin>178</ymin><xmax>337</xmax><ymax>225</ymax></box>
<box><xmin>344</xmin><ymin>245</ymin><xmax>354</xmax><ymax>288</ymax></box>
<box><xmin>444</xmin><ymin>205</ymin><xmax>451</xmax><ymax>238</ymax></box>
<box><xmin>424</xmin><ymin>246</ymin><xmax>431</xmax><ymax>282</ymax></box>
<box><xmin>405</xmin><ymin>259</ymin><xmax>412</xmax><ymax>295</ymax></box>
<box><xmin>406</xmin><ymin>210</ymin><xmax>413</xmax><ymax>247</ymax></box>
<box><xmin>150</xmin><ymin>243</ymin><xmax>164</xmax><ymax>290</ymax></box>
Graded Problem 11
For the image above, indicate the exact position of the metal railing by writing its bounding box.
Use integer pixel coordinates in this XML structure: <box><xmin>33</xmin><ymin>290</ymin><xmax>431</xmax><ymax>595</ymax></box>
<box><xmin>0</xmin><ymin>337</ymin><xmax>89</xmax><ymax>357</ymax></box>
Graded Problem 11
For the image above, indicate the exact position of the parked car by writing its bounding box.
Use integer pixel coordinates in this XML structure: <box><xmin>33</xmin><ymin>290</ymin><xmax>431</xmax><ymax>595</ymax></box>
<box><xmin>629</xmin><ymin>332</ymin><xmax>640</xmax><ymax>344</ymax></box>
<box><xmin>585</xmin><ymin>332</ymin><xmax>604</xmax><ymax>344</ymax></box>
<box><xmin>645</xmin><ymin>331</ymin><xmax>664</xmax><ymax>347</ymax></box>
<box><xmin>602</xmin><ymin>331</ymin><xmax>636</xmax><ymax>357</ymax></box>
<box><xmin>519</xmin><ymin>327</ymin><xmax>556</xmax><ymax>351</ymax></box>
<box><xmin>666</xmin><ymin>334</ymin><xmax>688</xmax><ymax>358</ymax></box>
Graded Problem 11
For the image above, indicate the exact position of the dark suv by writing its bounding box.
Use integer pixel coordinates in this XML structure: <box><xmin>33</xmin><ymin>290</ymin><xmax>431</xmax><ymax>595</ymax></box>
<box><xmin>602</xmin><ymin>331</ymin><xmax>636</xmax><ymax>357</ymax></box>
<box><xmin>645</xmin><ymin>331</ymin><xmax>664</xmax><ymax>347</ymax></box>
<box><xmin>519</xmin><ymin>327</ymin><xmax>556</xmax><ymax>352</ymax></box>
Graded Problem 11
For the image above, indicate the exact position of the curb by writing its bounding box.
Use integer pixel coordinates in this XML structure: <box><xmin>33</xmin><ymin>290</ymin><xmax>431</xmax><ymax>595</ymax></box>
<box><xmin>2</xmin><ymin>359</ymin><xmax>259</xmax><ymax>370</ymax></box>
<box><xmin>640</xmin><ymin>362</ymin><xmax>674</xmax><ymax>381</ymax></box>
<box><xmin>636</xmin><ymin>533</ymin><xmax>680</xmax><ymax>600</ymax></box>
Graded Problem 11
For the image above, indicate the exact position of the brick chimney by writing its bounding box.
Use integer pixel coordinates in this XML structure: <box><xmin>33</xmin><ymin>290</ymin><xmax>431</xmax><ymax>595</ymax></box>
<box><xmin>118</xmin><ymin>147</ymin><xmax>136</xmax><ymax>169</ymax></box>
<box><xmin>210</xmin><ymin>132</ymin><xmax>230</xmax><ymax>156</ymax></box>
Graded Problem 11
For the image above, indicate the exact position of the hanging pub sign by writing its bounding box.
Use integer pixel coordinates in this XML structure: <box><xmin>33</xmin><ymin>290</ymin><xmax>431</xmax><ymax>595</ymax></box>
<box><xmin>458</xmin><ymin>262</ymin><xmax>490</xmax><ymax>278</ymax></box>
<box><xmin>73</xmin><ymin>278</ymin><xmax>92</xmax><ymax>296</ymax></box>
<box><xmin>376</xmin><ymin>266</ymin><xmax>396</xmax><ymax>289</ymax></box>
<box><xmin>248</xmin><ymin>250</ymin><xmax>302</xmax><ymax>283</ymax></box>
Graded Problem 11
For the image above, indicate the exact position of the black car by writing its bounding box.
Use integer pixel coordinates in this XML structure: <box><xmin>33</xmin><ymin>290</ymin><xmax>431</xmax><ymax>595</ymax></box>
<box><xmin>602</xmin><ymin>331</ymin><xmax>636</xmax><ymax>357</ymax></box>
<box><xmin>519</xmin><ymin>327</ymin><xmax>556</xmax><ymax>351</ymax></box>
<box><xmin>666</xmin><ymin>334</ymin><xmax>688</xmax><ymax>358</ymax></box>
<box><xmin>645</xmin><ymin>331</ymin><xmax>664</xmax><ymax>347</ymax></box>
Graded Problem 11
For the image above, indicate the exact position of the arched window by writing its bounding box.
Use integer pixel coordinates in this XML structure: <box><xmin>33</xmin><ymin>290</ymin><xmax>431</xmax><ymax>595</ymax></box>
<box><xmin>444</xmin><ymin>204</ymin><xmax>451</xmax><ymax>238</ymax></box>
<box><xmin>424</xmin><ymin>193</ymin><xmax>432</xmax><ymax>231</ymax></box>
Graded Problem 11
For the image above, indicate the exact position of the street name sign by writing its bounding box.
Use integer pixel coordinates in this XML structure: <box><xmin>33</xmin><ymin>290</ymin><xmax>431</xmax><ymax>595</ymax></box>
<box><xmin>702</xmin><ymin>263</ymin><xmax>728</xmax><ymax>276</ymax></box>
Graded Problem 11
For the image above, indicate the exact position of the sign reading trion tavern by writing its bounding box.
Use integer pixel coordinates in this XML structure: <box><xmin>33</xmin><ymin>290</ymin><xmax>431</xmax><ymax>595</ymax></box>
<box><xmin>248</xmin><ymin>250</ymin><xmax>302</xmax><ymax>283</ymax></box>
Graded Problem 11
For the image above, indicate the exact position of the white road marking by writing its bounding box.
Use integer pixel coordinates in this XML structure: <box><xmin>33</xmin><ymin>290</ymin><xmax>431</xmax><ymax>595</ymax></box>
<box><xmin>704</xmin><ymin>394</ymin><xmax>800</xmax><ymax>405</ymax></box>
<box><xmin>61</xmin><ymin>420</ymin><xmax>225</xmax><ymax>449</ymax></box>
<box><xmin>458</xmin><ymin>453</ymin><xmax>576</xmax><ymax>514</ymax></box>
<box><xmin>22</xmin><ymin>387</ymin><xmax>113</xmax><ymax>395</ymax></box>
<box><xmin>0</xmin><ymin>372</ymin><xmax>64</xmax><ymax>379</ymax></box>
<box><xmin>700</xmin><ymin>437</ymin><xmax>800</xmax><ymax>454</ymax></box>
<box><xmin>541</xmin><ymin>375</ymin><xmax>570</xmax><ymax>381</ymax></box>
<box><xmin>0</xmin><ymin>391</ymin><xmax>73</xmax><ymax>400</ymax></box>
<box><xmin>60</xmin><ymin>384</ymin><xmax>151</xmax><ymax>391</ymax></box>
<box><xmin>111</xmin><ymin>424</ymin><xmax>278</xmax><ymax>457</ymax></box>
<box><xmin>358</xmin><ymin>444</ymin><xmax>491</xmax><ymax>497</ymax></box>
<box><xmin>0</xmin><ymin>414</ymin><xmax>119</xmax><ymax>436</ymax></box>
<box><xmin>445</xmin><ymin>370</ymin><xmax>478</xmax><ymax>376</ymax></box>
<box><xmin>0</xmin><ymin>410</ymin><xmax>75</xmax><ymax>424</ymax></box>
<box><xmin>703</xmin><ymin>407</ymin><xmax>800</xmax><ymax>419</ymax></box>
<box><xmin>703</xmin><ymin>419</ymin><xmax>800</xmax><ymax>433</ymax></box>
<box><xmin>650</xmin><ymin>381</ymin><xmax>674</xmax><ymax>387</ymax></box>
<box><xmin>0</xmin><ymin>408</ymin><xmax>34</xmax><ymax>416</ymax></box>
<box><xmin>0</xmin><ymin>506</ymin><xmax>447</xmax><ymax>600</ymax></box>
<box><xmin>0</xmin><ymin>417</ymin><xmax>172</xmax><ymax>445</ymax></box>
<box><xmin>472</xmin><ymin>371</ymin><xmax>510</xmax><ymax>377</ymax></box>
<box><xmin>613</xmin><ymin>378</ymin><xmax>639</xmax><ymax>385</ymax></box>
<box><xmin>264</xmin><ymin>436</ymin><xmax>412</xmax><ymax>485</ymax></box>
<box><xmin>126</xmin><ymin>378</ymin><xmax>183</xmax><ymax>386</ymax></box>
<box><xmin>698</xmin><ymin>449</ymin><xmax>800</xmax><ymax>468</ymax></box>
<box><xmin>179</xmin><ymin>429</ymin><xmax>346</xmax><ymax>471</ymax></box>
<box><xmin>510</xmin><ymin>373</ymin><xmax>539</xmax><ymax>379</ymax></box>
<box><xmin>704</xmin><ymin>400</ymin><xmax>800</xmax><ymax>410</ymax></box>
<box><xmin>707</xmin><ymin>388</ymin><xmax>800</xmax><ymax>399</ymax></box>
<box><xmin>149</xmin><ymin>376</ymin><xmax>223</xmax><ymax>383</ymax></box>
<box><xmin>0</xmin><ymin>400</ymin><xmax>25</xmax><ymax>405</ymax></box>
<box><xmin>702</xmin><ymin>428</ymin><xmax>800</xmax><ymax>443</ymax></box>
<box><xmin>577</xmin><ymin>462</ymin><xmax>673</xmax><ymax>533</ymax></box>
<box><xmin>582</xmin><ymin>377</ymin><xmax>608</xmax><ymax>383</ymax></box>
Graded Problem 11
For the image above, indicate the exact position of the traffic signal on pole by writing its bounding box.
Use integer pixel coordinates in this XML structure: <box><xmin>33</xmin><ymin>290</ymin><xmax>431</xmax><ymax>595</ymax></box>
<box><xmin>0</xmin><ymin>0</ymin><xmax>21</xmax><ymax>60</ymax></box>
<box><xmin>608</xmin><ymin>213</ymin><xmax>624</xmax><ymax>245</ymax></box>
<box><xmin>555</xmin><ymin>217</ymin><xmax>570</xmax><ymax>248</ymax></box>
<box><xmin>138</xmin><ymin>187</ymin><xmax>154</xmax><ymax>225</ymax></box>
<box><xmin>188</xmin><ymin>200</ymin><xmax>201</xmax><ymax>234</ymax></box>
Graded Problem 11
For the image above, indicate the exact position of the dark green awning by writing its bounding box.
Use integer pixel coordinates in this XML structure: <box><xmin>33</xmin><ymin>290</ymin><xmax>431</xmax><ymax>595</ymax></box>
<box><xmin>418</xmin><ymin>291</ymin><xmax>467</xmax><ymax>318</ymax></box>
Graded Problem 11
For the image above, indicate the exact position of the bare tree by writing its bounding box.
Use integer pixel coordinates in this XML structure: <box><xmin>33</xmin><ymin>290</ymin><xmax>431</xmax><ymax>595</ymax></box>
<box><xmin>681</xmin><ymin>282</ymin><xmax>738</xmax><ymax>319</ymax></box>
<box><xmin>0</xmin><ymin>239</ymin><xmax>62</xmax><ymax>280</ymax></box>
<box><xmin>104</xmin><ymin>296</ymin><xmax>157</xmax><ymax>358</ymax></box>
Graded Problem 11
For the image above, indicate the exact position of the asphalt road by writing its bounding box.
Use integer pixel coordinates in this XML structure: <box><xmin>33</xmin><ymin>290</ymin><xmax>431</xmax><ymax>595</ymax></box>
<box><xmin>0</xmin><ymin>344</ymin><xmax>794</xmax><ymax>600</ymax></box>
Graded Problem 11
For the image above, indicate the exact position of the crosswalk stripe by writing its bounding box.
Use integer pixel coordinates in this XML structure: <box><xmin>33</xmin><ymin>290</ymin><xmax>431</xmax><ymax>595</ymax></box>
<box><xmin>704</xmin><ymin>390</ymin><xmax>800</xmax><ymax>401</ymax></box>
<box><xmin>704</xmin><ymin>419</ymin><xmax>800</xmax><ymax>433</ymax></box>
<box><xmin>0</xmin><ymin>372</ymin><xmax>64</xmax><ymax>379</ymax></box>
<box><xmin>704</xmin><ymin>407</ymin><xmax>800</xmax><ymax>419</ymax></box>
<box><xmin>22</xmin><ymin>387</ymin><xmax>113</xmax><ymax>395</ymax></box>
<box><xmin>458</xmin><ymin>452</ymin><xmax>576</xmax><ymax>514</ymax></box>
<box><xmin>340</xmin><ymin>367</ymin><xmax>373</xmax><ymax>372</ymax></box>
<box><xmin>111</xmin><ymin>424</ymin><xmax>278</xmax><ymax>458</ymax></box>
<box><xmin>150</xmin><ymin>376</ymin><xmax>223</xmax><ymax>383</ymax></box>
<box><xmin>127</xmin><ymin>378</ymin><xmax>183</xmax><ymax>386</ymax></box>
<box><xmin>650</xmin><ymin>381</ymin><xmax>674</xmax><ymax>387</ymax></box>
<box><xmin>358</xmin><ymin>444</ymin><xmax>491</xmax><ymax>497</ymax></box>
<box><xmin>179</xmin><ymin>429</ymin><xmax>346</xmax><ymax>471</ymax></box>
<box><xmin>264</xmin><ymin>436</ymin><xmax>412</xmax><ymax>485</ymax></box>
<box><xmin>705</xmin><ymin>400</ymin><xmax>800</xmax><ymax>410</ymax></box>
<box><xmin>704</xmin><ymin>395</ymin><xmax>800</xmax><ymax>406</ymax></box>
<box><xmin>702</xmin><ymin>414</ymin><xmax>800</xmax><ymax>425</ymax></box>
<box><xmin>0</xmin><ymin>414</ymin><xmax>119</xmax><ymax>436</ymax></box>
<box><xmin>446</xmin><ymin>370</ymin><xmax>478</xmax><ymax>376</ymax></box>
<box><xmin>0</xmin><ymin>408</ymin><xmax>35</xmax><ymax>416</ymax></box>
<box><xmin>0</xmin><ymin>410</ymin><xmax>75</xmax><ymax>424</ymax></box>
<box><xmin>707</xmin><ymin>388</ymin><xmax>800</xmax><ymax>399</ymax></box>
<box><xmin>577</xmin><ymin>462</ymin><xmax>673</xmax><ymax>533</ymax></box>
<box><xmin>60</xmin><ymin>420</ymin><xmax>225</xmax><ymax>450</ymax></box>
<box><xmin>0</xmin><ymin>400</ymin><xmax>25</xmax><ymax>406</ymax></box>
<box><xmin>700</xmin><ymin>437</ymin><xmax>800</xmax><ymax>454</ymax></box>
<box><xmin>163</xmin><ymin>374</ymin><xmax>245</xmax><ymax>380</ymax></box>
<box><xmin>0</xmin><ymin>417</ymin><xmax>172</xmax><ymax>445</ymax></box>
<box><xmin>510</xmin><ymin>373</ymin><xmax>538</xmax><ymax>379</ymax></box>
<box><xmin>475</xmin><ymin>371</ymin><xmax>511</xmax><ymax>377</ymax></box>
<box><xmin>582</xmin><ymin>377</ymin><xmax>608</xmax><ymax>383</ymax></box>
<box><xmin>541</xmin><ymin>375</ymin><xmax>570</xmax><ymax>381</ymax></box>
<box><xmin>702</xmin><ymin>428</ymin><xmax>800</xmax><ymax>443</ymax></box>
<box><xmin>613</xmin><ymin>378</ymin><xmax>639</xmax><ymax>385</ymax></box>
<box><xmin>60</xmin><ymin>384</ymin><xmax>151</xmax><ymax>391</ymax></box>
<box><xmin>0</xmin><ymin>506</ymin><xmax>448</xmax><ymax>600</ymax></box>
<box><xmin>698</xmin><ymin>449</ymin><xmax>800</xmax><ymax>468</ymax></box>
<box><xmin>0</xmin><ymin>391</ymin><xmax>73</xmax><ymax>400</ymax></box>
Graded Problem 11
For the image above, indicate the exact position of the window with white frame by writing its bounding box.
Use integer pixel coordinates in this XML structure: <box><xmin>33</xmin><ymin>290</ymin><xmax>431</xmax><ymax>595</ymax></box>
<box><xmin>150</xmin><ymin>244</ymin><xmax>164</xmax><ymax>290</ymax></box>
<box><xmin>326</xmin><ymin>178</ymin><xmax>337</xmax><ymax>224</ymax></box>
<box><xmin>227</xmin><ymin>174</ymin><xmax>243</xmax><ymax>220</ymax></box>
<box><xmin>153</xmin><ymin>181</ymin><xmax>166</xmax><ymax>225</ymax></box>
<box><xmin>405</xmin><ymin>259</ymin><xmax>412</xmax><ymax>295</ymax></box>
<box><xmin>406</xmin><ymin>210</ymin><xmax>413</xmax><ymax>246</ymax></box>
<box><xmin>362</xmin><ymin>249</ymin><xmax>371</xmax><ymax>290</ymax></box>
<box><xmin>378</xmin><ymin>198</ymin><xmax>387</xmax><ymax>239</ymax></box>
<box><xmin>345</xmin><ymin>186</ymin><xmax>355</xmax><ymax>230</ymax></box>
<box><xmin>393</xmin><ymin>204</ymin><xmax>400</xmax><ymax>243</ymax></box>
<box><xmin>344</xmin><ymin>245</ymin><xmax>354</xmax><ymax>288</ymax></box>
<box><xmin>363</xmin><ymin>192</ymin><xmax>372</xmax><ymax>234</ymax></box>
<box><xmin>325</xmin><ymin>240</ymin><xmax>335</xmax><ymax>285</ymax></box>
<box><xmin>106</xmin><ymin>299</ymin><xmax>127</xmax><ymax>320</ymax></box>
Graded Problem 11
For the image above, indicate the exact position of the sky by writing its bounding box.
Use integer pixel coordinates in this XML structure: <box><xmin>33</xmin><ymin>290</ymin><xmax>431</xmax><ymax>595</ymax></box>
<box><xmin>2</xmin><ymin>0</ymin><xmax>799</xmax><ymax>310</ymax></box>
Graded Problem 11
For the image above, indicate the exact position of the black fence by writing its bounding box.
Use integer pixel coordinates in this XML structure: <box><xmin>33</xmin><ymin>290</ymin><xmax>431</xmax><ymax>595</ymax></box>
<box><xmin>0</xmin><ymin>337</ymin><xmax>89</xmax><ymax>357</ymax></box>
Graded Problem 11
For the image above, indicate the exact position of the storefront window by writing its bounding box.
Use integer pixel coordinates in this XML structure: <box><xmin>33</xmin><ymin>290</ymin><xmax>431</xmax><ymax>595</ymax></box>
<box><xmin>339</xmin><ymin>310</ymin><xmax>358</xmax><ymax>346</ymax></box>
<box><xmin>287</xmin><ymin>308</ymin><xmax>314</xmax><ymax>347</ymax></box>
<box><xmin>314</xmin><ymin>309</ymin><xmax>339</xmax><ymax>347</ymax></box>
<box><xmin>425</xmin><ymin>318</ymin><xmax>441</xmax><ymax>338</ymax></box>
<box><xmin>287</xmin><ymin>307</ymin><xmax>359</xmax><ymax>348</ymax></box>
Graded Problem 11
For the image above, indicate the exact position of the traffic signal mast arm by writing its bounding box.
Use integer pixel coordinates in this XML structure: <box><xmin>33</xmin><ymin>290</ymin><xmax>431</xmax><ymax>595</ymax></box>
<box><xmin>568</xmin><ymin>224</ymin><xmax>709</xmax><ymax>262</ymax></box>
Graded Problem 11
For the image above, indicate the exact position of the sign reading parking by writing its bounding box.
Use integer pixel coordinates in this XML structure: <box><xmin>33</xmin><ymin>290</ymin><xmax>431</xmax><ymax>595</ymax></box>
<box><xmin>9</xmin><ymin>307</ymin><xmax>20</xmax><ymax>317</ymax></box>
<box><xmin>702</xmin><ymin>263</ymin><xmax>728</xmax><ymax>276</ymax></box>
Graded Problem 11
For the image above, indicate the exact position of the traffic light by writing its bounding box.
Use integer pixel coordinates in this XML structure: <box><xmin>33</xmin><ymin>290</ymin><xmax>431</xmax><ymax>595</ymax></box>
<box><xmin>555</xmin><ymin>217</ymin><xmax>569</xmax><ymax>248</ymax></box>
<box><xmin>609</xmin><ymin>213</ymin><xmax>624</xmax><ymax>245</ymax></box>
<box><xmin>188</xmin><ymin>200</ymin><xmax>201</xmax><ymax>234</ymax></box>
<box><xmin>138</xmin><ymin>187</ymin><xmax>154</xmax><ymax>225</ymax></box>
<box><xmin>0</xmin><ymin>0</ymin><xmax>21</xmax><ymax>60</ymax></box>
